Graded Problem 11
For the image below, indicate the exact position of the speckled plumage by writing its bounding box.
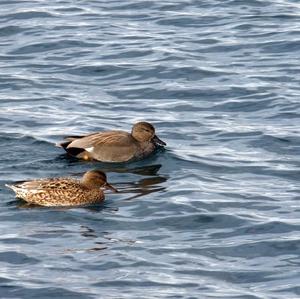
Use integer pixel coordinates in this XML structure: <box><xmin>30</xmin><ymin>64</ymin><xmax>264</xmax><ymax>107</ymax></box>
<box><xmin>57</xmin><ymin>122</ymin><xmax>166</xmax><ymax>162</ymax></box>
<box><xmin>6</xmin><ymin>170</ymin><xmax>117</xmax><ymax>207</ymax></box>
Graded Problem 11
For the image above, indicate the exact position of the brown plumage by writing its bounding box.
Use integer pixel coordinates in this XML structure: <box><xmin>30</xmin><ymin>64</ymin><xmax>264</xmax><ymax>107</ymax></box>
<box><xmin>57</xmin><ymin>122</ymin><xmax>166</xmax><ymax>162</ymax></box>
<box><xmin>6</xmin><ymin>170</ymin><xmax>117</xmax><ymax>207</ymax></box>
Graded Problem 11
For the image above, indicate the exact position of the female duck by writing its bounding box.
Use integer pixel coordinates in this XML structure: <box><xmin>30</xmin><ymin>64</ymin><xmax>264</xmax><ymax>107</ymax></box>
<box><xmin>6</xmin><ymin>170</ymin><xmax>117</xmax><ymax>207</ymax></box>
<box><xmin>58</xmin><ymin>121</ymin><xmax>166</xmax><ymax>162</ymax></box>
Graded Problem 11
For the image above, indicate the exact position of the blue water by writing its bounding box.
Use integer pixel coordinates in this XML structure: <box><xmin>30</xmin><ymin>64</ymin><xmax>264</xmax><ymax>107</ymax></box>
<box><xmin>1</xmin><ymin>0</ymin><xmax>300</xmax><ymax>298</ymax></box>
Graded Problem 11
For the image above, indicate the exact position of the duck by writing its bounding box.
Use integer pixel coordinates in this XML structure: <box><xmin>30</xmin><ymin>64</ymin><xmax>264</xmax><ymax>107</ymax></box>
<box><xmin>57</xmin><ymin>121</ymin><xmax>166</xmax><ymax>162</ymax></box>
<box><xmin>5</xmin><ymin>170</ymin><xmax>117</xmax><ymax>207</ymax></box>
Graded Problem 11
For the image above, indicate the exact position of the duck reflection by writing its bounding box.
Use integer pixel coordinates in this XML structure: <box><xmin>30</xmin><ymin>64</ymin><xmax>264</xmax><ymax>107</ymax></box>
<box><xmin>15</xmin><ymin>199</ymin><xmax>117</xmax><ymax>211</ymax></box>
<box><xmin>103</xmin><ymin>163</ymin><xmax>163</xmax><ymax>176</ymax></box>
<box><xmin>105</xmin><ymin>164</ymin><xmax>168</xmax><ymax>201</ymax></box>
<box><xmin>117</xmin><ymin>175</ymin><xmax>167</xmax><ymax>201</ymax></box>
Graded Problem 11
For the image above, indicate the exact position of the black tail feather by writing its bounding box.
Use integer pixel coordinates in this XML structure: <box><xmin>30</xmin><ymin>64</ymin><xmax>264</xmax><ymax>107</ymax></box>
<box><xmin>57</xmin><ymin>136</ymin><xmax>86</xmax><ymax>157</ymax></box>
<box><xmin>65</xmin><ymin>147</ymin><xmax>86</xmax><ymax>157</ymax></box>
<box><xmin>58</xmin><ymin>140</ymin><xmax>72</xmax><ymax>149</ymax></box>
<box><xmin>57</xmin><ymin>135</ymin><xmax>85</xmax><ymax>148</ymax></box>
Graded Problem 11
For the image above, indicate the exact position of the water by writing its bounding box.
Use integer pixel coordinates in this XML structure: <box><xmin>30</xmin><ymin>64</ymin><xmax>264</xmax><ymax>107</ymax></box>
<box><xmin>0</xmin><ymin>0</ymin><xmax>300</xmax><ymax>298</ymax></box>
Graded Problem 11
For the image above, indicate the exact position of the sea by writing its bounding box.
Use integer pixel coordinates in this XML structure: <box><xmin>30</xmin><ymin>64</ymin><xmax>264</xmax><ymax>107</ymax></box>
<box><xmin>0</xmin><ymin>0</ymin><xmax>300</xmax><ymax>298</ymax></box>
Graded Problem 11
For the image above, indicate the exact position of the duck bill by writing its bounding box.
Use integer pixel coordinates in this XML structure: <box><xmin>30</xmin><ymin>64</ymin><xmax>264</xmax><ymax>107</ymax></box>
<box><xmin>152</xmin><ymin>135</ymin><xmax>166</xmax><ymax>146</ymax></box>
<box><xmin>103</xmin><ymin>183</ymin><xmax>118</xmax><ymax>193</ymax></box>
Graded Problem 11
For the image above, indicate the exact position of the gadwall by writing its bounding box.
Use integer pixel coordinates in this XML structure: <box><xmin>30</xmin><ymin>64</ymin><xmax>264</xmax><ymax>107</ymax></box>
<box><xmin>6</xmin><ymin>170</ymin><xmax>117</xmax><ymax>207</ymax></box>
<box><xmin>58</xmin><ymin>122</ymin><xmax>166</xmax><ymax>162</ymax></box>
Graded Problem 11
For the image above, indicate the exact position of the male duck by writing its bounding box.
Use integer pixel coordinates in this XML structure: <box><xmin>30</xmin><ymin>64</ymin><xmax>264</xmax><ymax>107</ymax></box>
<box><xmin>58</xmin><ymin>121</ymin><xmax>166</xmax><ymax>162</ymax></box>
<box><xmin>6</xmin><ymin>170</ymin><xmax>117</xmax><ymax>207</ymax></box>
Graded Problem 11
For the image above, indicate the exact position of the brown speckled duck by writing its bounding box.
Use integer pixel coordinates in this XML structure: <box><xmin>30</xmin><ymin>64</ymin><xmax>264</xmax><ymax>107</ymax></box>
<box><xmin>57</xmin><ymin>121</ymin><xmax>166</xmax><ymax>162</ymax></box>
<box><xmin>6</xmin><ymin>170</ymin><xmax>117</xmax><ymax>207</ymax></box>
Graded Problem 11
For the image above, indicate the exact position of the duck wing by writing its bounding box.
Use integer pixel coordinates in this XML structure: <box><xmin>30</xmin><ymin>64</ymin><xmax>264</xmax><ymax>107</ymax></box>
<box><xmin>8</xmin><ymin>178</ymin><xmax>75</xmax><ymax>192</ymax></box>
<box><xmin>67</xmin><ymin>131</ymin><xmax>138</xmax><ymax>162</ymax></box>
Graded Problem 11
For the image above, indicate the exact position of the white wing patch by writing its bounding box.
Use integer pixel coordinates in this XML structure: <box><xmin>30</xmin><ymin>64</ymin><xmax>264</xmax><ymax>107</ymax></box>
<box><xmin>85</xmin><ymin>147</ymin><xmax>94</xmax><ymax>153</ymax></box>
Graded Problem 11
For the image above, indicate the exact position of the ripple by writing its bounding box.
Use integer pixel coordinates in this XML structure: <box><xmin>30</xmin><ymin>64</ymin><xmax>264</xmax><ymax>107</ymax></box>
<box><xmin>0</xmin><ymin>251</ymin><xmax>39</xmax><ymax>265</ymax></box>
<box><xmin>5</xmin><ymin>11</ymin><xmax>55</xmax><ymax>21</ymax></box>
<box><xmin>0</xmin><ymin>25</ymin><xmax>23</xmax><ymax>36</ymax></box>
<box><xmin>0</xmin><ymin>0</ymin><xmax>300</xmax><ymax>298</ymax></box>
<box><xmin>9</xmin><ymin>40</ymin><xmax>100</xmax><ymax>55</ymax></box>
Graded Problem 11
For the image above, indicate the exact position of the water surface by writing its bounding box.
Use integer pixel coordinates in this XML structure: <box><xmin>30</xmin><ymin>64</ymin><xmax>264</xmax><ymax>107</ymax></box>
<box><xmin>1</xmin><ymin>0</ymin><xmax>300</xmax><ymax>298</ymax></box>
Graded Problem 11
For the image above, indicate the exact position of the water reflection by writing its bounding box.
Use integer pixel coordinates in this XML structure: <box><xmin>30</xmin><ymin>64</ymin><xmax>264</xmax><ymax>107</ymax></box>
<box><xmin>64</xmin><ymin>162</ymin><xmax>163</xmax><ymax>176</ymax></box>
<box><xmin>117</xmin><ymin>175</ymin><xmax>167</xmax><ymax>201</ymax></box>
<box><xmin>108</xmin><ymin>164</ymin><xmax>168</xmax><ymax>201</ymax></box>
<box><xmin>80</xmin><ymin>226</ymin><xmax>137</xmax><ymax>244</ymax></box>
<box><xmin>62</xmin><ymin>226</ymin><xmax>137</xmax><ymax>254</ymax></box>
<box><xmin>14</xmin><ymin>200</ymin><xmax>114</xmax><ymax>211</ymax></box>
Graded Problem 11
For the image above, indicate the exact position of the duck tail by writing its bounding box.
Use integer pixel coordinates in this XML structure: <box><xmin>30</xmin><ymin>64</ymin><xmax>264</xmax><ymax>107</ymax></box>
<box><xmin>56</xmin><ymin>140</ymin><xmax>86</xmax><ymax>157</ymax></box>
<box><xmin>56</xmin><ymin>140</ymin><xmax>72</xmax><ymax>149</ymax></box>
<box><xmin>55</xmin><ymin>136</ymin><xmax>84</xmax><ymax>148</ymax></box>
<box><xmin>5</xmin><ymin>184</ymin><xmax>18</xmax><ymax>192</ymax></box>
<box><xmin>64</xmin><ymin>146</ymin><xmax>86</xmax><ymax>157</ymax></box>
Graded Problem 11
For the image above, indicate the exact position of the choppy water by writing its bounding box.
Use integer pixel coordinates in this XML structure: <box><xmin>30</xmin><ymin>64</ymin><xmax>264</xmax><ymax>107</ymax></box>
<box><xmin>1</xmin><ymin>0</ymin><xmax>300</xmax><ymax>298</ymax></box>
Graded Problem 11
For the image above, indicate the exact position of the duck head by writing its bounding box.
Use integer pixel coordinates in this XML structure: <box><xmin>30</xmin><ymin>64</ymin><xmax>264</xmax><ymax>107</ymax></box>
<box><xmin>131</xmin><ymin>122</ymin><xmax>166</xmax><ymax>146</ymax></box>
<box><xmin>82</xmin><ymin>170</ymin><xmax>118</xmax><ymax>192</ymax></box>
